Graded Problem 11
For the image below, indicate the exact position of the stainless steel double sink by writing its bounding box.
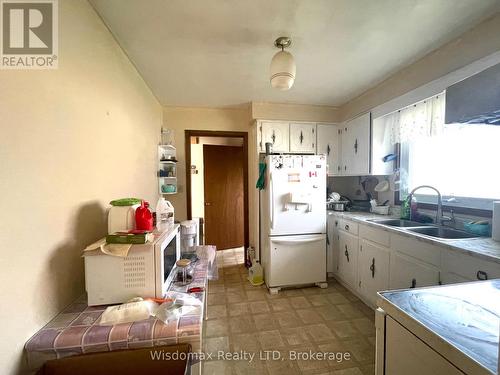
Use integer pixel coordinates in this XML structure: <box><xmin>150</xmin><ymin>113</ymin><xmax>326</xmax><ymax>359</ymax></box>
<box><xmin>367</xmin><ymin>218</ymin><xmax>480</xmax><ymax>239</ymax></box>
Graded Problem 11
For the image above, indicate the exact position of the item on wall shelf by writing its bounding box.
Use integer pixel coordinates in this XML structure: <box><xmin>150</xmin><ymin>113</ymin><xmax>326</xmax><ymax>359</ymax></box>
<box><xmin>492</xmin><ymin>201</ymin><xmax>500</xmax><ymax>241</ymax></box>
<box><xmin>135</xmin><ymin>200</ymin><xmax>153</xmax><ymax>231</ymax></box>
<box><xmin>160</xmin><ymin>127</ymin><xmax>174</xmax><ymax>146</ymax></box>
<box><xmin>161</xmin><ymin>184</ymin><xmax>177</xmax><ymax>193</ymax></box>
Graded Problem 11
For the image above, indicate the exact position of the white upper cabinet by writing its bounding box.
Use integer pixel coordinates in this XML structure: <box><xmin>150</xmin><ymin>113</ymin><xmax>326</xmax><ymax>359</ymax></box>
<box><xmin>289</xmin><ymin>122</ymin><xmax>316</xmax><ymax>153</ymax></box>
<box><xmin>341</xmin><ymin>112</ymin><xmax>371</xmax><ymax>175</ymax></box>
<box><xmin>259</xmin><ymin>121</ymin><xmax>289</xmax><ymax>153</ymax></box>
<box><xmin>317</xmin><ymin>124</ymin><xmax>341</xmax><ymax>176</ymax></box>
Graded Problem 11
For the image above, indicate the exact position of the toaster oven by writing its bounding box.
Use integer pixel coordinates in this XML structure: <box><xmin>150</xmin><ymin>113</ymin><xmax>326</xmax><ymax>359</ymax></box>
<box><xmin>84</xmin><ymin>225</ymin><xmax>180</xmax><ymax>306</ymax></box>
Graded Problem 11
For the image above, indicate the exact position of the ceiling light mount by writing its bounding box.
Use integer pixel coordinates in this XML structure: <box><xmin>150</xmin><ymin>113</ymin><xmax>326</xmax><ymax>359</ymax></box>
<box><xmin>274</xmin><ymin>36</ymin><xmax>292</xmax><ymax>50</ymax></box>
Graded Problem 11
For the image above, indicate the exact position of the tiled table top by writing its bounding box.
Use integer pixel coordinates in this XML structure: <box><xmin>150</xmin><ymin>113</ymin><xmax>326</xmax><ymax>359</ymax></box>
<box><xmin>25</xmin><ymin>245</ymin><xmax>217</xmax><ymax>370</ymax></box>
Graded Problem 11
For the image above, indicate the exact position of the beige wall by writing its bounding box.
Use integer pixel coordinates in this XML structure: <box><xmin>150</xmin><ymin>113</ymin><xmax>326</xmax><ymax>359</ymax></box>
<box><xmin>162</xmin><ymin>106</ymin><xmax>252</xmax><ymax>222</ymax></box>
<box><xmin>341</xmin><ymin>12</ymin><xmax>500</xmax><ymax>121</ymax></box>
<box><xmin>252</xmin><ymin>102</ymin><xmax>340</xmax><ymax>123</ymax></box>
<box><xmin>0</xmin><ymin>1</ymin><xmax>162</xmax><ymax>373</ymax></box>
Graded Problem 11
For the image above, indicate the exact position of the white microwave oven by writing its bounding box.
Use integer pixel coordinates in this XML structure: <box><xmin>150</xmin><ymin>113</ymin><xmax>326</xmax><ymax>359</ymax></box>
<box><xmin>84</xmin><ymin>225</ymin><xmax>180</xmax><ymax>306</ymax></box>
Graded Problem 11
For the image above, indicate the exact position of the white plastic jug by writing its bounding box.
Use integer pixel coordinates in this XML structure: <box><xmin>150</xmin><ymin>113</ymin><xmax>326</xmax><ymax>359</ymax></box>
<box><xmin>156</xmin><ymin>197</ymin><xmax>174</xmax><ymax>227</ymax></box>
<box><xmin>248</xmin><ymin>261</ymin><xmax>264</xmax><ymax>286</ymax></box>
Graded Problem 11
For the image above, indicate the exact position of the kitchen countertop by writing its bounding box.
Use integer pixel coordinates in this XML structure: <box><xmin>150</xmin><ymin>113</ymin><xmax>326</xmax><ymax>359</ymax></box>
<box><xmin>327</xmin><ymin>210</ymin><xmax>500</xmax><ymax>264</ymax></box>
<box><xmin>378</xmin><ymin>280</ymin><xmax>500</xmax><ymax>374</ymax></box>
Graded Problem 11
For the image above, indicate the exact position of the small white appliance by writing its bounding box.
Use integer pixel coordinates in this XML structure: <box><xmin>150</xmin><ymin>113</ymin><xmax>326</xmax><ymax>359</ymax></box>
<box><xmin>84</xmin><ymin>225</ymin><xmax>180</xmax><ymax>306</ymax></box>
<box><xmin>260</xmin><ymin>154</ymin><xmax>327</xmax><ymax>293</ymax></box>
<box><xmin>180</xmin><ymin>220</ymin><xmax>199</xmax><ymax>253</ymax></box>
<box><xmin>107</xmin><ymin>204</ymin><xmax>139</xmax><ymax>234</ymax></box>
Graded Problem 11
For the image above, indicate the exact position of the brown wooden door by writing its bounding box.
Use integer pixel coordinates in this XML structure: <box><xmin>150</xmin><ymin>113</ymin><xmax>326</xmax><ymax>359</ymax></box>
<box><xmin>203</xmin><ymin>145</ymin><xmax>244</xmax><ymax>250</ymax></box>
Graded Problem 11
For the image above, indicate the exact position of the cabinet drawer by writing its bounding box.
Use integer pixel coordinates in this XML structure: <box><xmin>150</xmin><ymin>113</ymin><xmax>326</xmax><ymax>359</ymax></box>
<box><xmin>391</xmin><ymin>234</ymin><xmax>441</xmax><ymax>266</ymax></box>
<box><xmin>359</xmin><ymin>224</ymin><xmax>390</xmax><ymax>247</ymax></box>
<box><xmin>338</xmin><ymin>219</ymin><xmax>358</xmax><ymax>235</ymax></box>
<box><xmin>441</xmin><ymin>250</ymin><xmax>500</xmax><ymax>281</ymax></box>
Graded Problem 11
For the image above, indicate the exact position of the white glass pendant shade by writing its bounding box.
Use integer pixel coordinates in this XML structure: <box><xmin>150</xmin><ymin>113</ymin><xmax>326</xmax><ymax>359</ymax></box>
<box><xmin>270</xmin><ymin>50</ymin><xmax>296</xmax><ymax>90</ymax></box>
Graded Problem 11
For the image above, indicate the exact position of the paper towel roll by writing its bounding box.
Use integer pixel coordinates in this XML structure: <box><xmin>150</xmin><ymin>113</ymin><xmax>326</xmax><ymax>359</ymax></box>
<box><xmin>493</xmin><ymin>201</ymin><xmax>500</xmax><ymax>241</ymax></box>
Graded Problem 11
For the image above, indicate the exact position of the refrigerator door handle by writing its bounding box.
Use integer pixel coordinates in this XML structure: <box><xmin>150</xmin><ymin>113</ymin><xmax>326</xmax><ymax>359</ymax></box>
<box><xmin>270</xmin><ymin>172</ymin><xmax>274</xmax><ymax>229</ymax></box>
<box><xmin>272</xmin><ymin>236</ymin><xmax>324</xmax><ymax>245</ymax></box>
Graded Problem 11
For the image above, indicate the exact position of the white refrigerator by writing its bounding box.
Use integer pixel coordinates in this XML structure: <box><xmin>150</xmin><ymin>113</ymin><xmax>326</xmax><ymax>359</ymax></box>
<box><xmin>260</xmin><ymin>154</ymin><xmax>327</xmax><ymax>293</ymax></box>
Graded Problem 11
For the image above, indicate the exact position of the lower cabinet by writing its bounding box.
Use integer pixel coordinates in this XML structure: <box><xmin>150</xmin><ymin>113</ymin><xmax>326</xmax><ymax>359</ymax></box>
<box><xmin>389</xmin><ymin>252</ymin><xmax>440</xmax><ymax>290</ymax></box>
<box><xmin>327</xmin><ymin>214</ymin><xmax>340</xmax><ymax>275</ymax></box>
<box><xmin>383</xmin><ymin>316</ymin><xmax>464</xmax><ymax>375</ymax></box>
<box><xmin>358</xmin><ymin>239</ymin><xmax>390</xmax><ymax>306</ymax></box>
<box><xmin>338</xmin><ymin>230</ymin><xmax>358</xmax><ymax>288</ymax></box>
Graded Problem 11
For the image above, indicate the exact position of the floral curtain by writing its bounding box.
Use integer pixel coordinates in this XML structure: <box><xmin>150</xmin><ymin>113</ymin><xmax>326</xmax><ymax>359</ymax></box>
<box><xmin>381</xmin><ymin>92</ymin><xmax>445</xmax><ymax>145</ymax></box>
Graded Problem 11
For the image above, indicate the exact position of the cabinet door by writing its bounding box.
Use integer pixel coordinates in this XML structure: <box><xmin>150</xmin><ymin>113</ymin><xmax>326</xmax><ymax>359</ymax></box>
<box><xmin>338</xmin><ymin>231</ymin><xmax>358</xmax><ymax>287</ymax></box>
<box><xmin>385</xmin><ymin>317</ymin><xmax>465</xmax><ymax>375</ymax></box>
<box><xmin>260</xmin><ymin>122</ymin><xmax>289</xmax><ymax>153</ymax></box>
<box><xmin>358</xmin><ymin>239</ymin><xmax>390</xmax><ymax>306</ymax></box>
<box><xmin>317</xmin><ymin>124</ymin><xmax>341</xmax><ymax>176</ymax></box>
<box><xmin>341</xmin><ymin>113</ymin><xmax>371</xmax><ymax>175</ymax></box>
<box><xmin>289</xmin><ymin>122</ymin><xmax>316</xmax><ymax>153</ymax></box>
<box><xmin>389</xmin><ymin>253</ymin><xmax>440</xmax><ymax>290</ymax></box>
<box><xmin>327</xmin><ymin>214</ymin><xmax>340</xmax><ymax>275</ymax></box>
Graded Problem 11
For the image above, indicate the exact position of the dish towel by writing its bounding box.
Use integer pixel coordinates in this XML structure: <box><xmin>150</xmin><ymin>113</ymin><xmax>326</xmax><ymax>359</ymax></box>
<box><xmin>256</xmin><ymin>162</ymin><xmax>267</xmax><ymax>190</ymax></box>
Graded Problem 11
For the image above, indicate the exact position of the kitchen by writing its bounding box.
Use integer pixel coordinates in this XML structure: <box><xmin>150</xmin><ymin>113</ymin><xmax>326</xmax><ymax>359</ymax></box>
<box><xmin>2</xmin><ymin>1</ymin><xmax>500</xmax><ymax>375</ymax></box>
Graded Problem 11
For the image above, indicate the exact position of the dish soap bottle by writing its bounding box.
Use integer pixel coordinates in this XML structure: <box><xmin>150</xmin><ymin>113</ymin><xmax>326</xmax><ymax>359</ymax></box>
<box><xmin>400</xmin><ymin>196</ymin><xmax>411</xmax><ymax>220</ymax></box>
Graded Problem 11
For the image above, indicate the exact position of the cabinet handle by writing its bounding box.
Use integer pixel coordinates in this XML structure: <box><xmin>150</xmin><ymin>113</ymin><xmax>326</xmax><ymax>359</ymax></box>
<box><xmin>326</xmin><ymin>235</ymin><xmax>330</xmax><ymax>245</ymax></box>
<box><xmin>337</xmin><ymin>166</ymin><xmax>341</xmax><ymax>172</ymax></box>
<box><xmin>335</xmin><ymin>220</ymin><xmax>338</xmax><ymax>227</ymax></box>
<box><xmin>345</xmin><ymin>224</ymin><xmax>349</xmax><ymax>231</ymax></box>
<box><xmin>344</xmin><ymin>245</ymin><xmax>349</xmax><ymax>262</ymax></box>
<box><xmin>410</xmin><ymin>278</ymin><xmax>417</xmax><ymax>288</ymax></box>
<box><xmin>344</xmin><ymin>165</ymin><xmax>347</xmax><ymax>171</ymax></box>
<box><xmin>327</xmin><ymin>144</ymin><xmax>331</xmax><ymax>156</ymax></box>
<box><xmin>299</xmin><ymin>131</ymin><xmax>304</xmax><ymax>144</ymax></box>
<box><xmin>477</xmin><ymin>270</ymin><xmax>488</xmax><ymax>280</ymax></box>
<box><xmin>271</xmin><ymin>131</ymin><xmax>276</xmax><ymax>144</ymax></box>
<box><xmin>354</xmin><ymin>138</ymin><xmax>358</xmax><ymax>154</ymax></box>
<box><xmin>370</xmin><ymin>258</ymin><xmax>375</xmax><ymax>278</ymax></box>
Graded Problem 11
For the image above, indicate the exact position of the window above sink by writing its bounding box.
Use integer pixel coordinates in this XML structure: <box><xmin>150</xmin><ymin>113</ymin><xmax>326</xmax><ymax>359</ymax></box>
<box><xmin>398</xmin><ymin>123</ymin><xmax>500</xmax><ymax>215</ymax></box>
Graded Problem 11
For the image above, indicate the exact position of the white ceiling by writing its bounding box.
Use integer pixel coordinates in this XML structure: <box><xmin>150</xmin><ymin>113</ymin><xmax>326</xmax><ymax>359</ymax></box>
<box><xmin>90</xmin><ymin>0</ymin><xmax>500</xmax><ymax>108</ymax></box>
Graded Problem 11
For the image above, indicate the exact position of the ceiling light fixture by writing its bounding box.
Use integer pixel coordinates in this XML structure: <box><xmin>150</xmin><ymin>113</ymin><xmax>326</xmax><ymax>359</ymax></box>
<box><xmin>270</xmin><ymin>37</ymin><xmax>296</xmax><ymax>90</ymax></box>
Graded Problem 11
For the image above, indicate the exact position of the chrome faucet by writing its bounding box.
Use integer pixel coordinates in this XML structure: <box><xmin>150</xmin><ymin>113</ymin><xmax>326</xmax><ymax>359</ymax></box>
<box><xmin>408</xmin><ymin>185</ymin><xmax>452</xmax><ymax>225</ymax></box>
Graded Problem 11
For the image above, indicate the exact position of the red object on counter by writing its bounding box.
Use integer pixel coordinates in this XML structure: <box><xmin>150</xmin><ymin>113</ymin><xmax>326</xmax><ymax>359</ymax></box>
<box><xmin>135</xmin><ymin>200</ymin><xmax>153</xmax><ymax>231</ymax></box>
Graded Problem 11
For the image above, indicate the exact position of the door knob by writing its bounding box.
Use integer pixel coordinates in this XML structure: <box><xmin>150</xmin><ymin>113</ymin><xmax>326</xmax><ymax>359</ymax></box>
<box><xmin>204</xmin><ymin>202</ymin><xmax>211</xmax><ymax>206</ymax></box>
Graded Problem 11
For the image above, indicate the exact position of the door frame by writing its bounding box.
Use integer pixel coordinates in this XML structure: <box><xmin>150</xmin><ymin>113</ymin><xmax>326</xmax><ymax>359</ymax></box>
<box><xmin>185</xmin><ymin>130</ymin><xmax>249</xmax><ymax>250</ymax></box>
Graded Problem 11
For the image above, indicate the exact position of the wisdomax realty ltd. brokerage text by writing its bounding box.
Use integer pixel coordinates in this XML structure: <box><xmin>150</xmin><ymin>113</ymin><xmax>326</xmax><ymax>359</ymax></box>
<box><xmin>150</xmin><ymin>349</ymin><xmax>352</xmax><ymax>363</ymax></box>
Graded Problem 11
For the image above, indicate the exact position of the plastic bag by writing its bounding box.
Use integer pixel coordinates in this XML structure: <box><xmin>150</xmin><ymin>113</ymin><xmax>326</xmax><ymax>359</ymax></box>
<box><xmin>152</xmin><ymin>292</ymin><xmax>202</xmax><ymax>324</ymax></box>
<box><xmin>99</xmin><ymin>299</ymin><xmax>158</xmax><ymax>326</ymax></box>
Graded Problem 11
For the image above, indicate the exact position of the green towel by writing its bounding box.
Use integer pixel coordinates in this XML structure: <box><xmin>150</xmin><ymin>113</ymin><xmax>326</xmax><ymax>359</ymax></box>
<box><xmin>256</xmin><ymin>162</ymin><xmax>267</xmax><ymax>190</ymax></box>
